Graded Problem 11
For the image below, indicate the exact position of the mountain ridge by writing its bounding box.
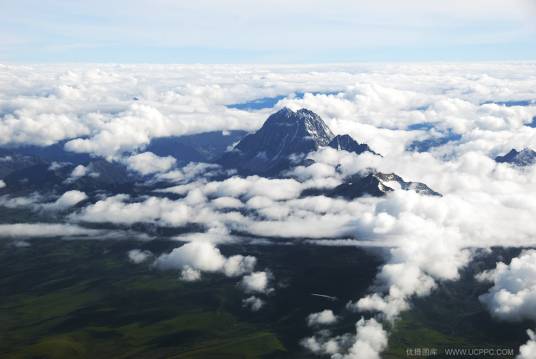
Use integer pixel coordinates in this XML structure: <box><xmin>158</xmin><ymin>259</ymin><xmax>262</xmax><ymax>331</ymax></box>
<box><xmin>219</xmin><ymin>107</ymin><xmax>378</xmax><ymax>175</ymax></box>
<box><xmin>495</xmin><ymin>148</ymin><xmax>536</xmax><ymax>167</ymax></box>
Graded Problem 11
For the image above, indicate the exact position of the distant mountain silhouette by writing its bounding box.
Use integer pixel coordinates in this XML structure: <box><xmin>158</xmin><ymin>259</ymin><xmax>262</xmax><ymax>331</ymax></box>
<box><xmin>13</xmin><ymin>140</ymin><xmax>91</xmax><ymax>165</ymax></box>
<box><xmin>147</xmin><ymin>130</ymin><xmax>247</xmax><ymax>165</ymax></box>
<box><xmin>0</xmin><ymin>149</ymin><xmax>42</xmax><ymax>179</ymax></box>
<box><xmin>328</xmin><ymin>134</ymin><xmax>380</xmax><ymax>156</ymax></box>
<box><xmin>495</xmin><ymin>148</ymin><xmax>536</xmax><ymax>167</ymax></box>
<box><xmin>2</xmin><ymin>159</ymin><xmax>137</xmax><ymax>195</ymax></box>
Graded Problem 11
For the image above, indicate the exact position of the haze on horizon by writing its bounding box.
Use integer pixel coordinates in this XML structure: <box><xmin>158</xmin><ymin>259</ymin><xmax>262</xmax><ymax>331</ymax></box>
<box><xmin>1</xmin><ymin>0</ymin><xmax>536</xmax><ymax>63</ymax></box>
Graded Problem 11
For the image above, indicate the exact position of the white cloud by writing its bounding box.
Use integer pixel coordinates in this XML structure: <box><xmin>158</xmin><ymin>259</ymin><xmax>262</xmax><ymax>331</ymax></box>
<box><xmin>0</xmin><ymin>193</ymin><xmax>41</xmax><ymax>208</ymax></box>
<box><xmin>1</xmin><ymin>63</ymin><xmax>535</xmax><ymax>162</ymax></box>
<box><xmin>241</xmin><ymin>271</ymin><xmax>271</xmax><ymax>294</ymax></box>
<box><xmin>154</xmin><ymin>241</ymin><xmax>257</xmax><ymax>280</ymax></box>
<box><xmin>301</xmin><ymin>334</ymin><xmax>347</xmax><ymax>356</ymax></box>
<box><xmin>478</xmin><ymin>250</ymin><xmax>536</xmax><ymax>322</ymax></box>
<box><xmin>125</xmin><ymin>151</ymin><xmax>176</xmax><ymax>175</ymax></box>
<box><xmin>201</xmin><ymin>176</ymin><xmax>302</xmax><ymax>201</ymax></box>
<box><xmin>342</xmin><ymin>318</ymin><xmax>388</xmax><ymax>359</ymax></box>
<box><xmin>242</xmin><ymin>296</ymin><xmax>265</xmax><ymax>311</ymax></box>
<box><xmin>66</xmin><ymin>164</ymin><xmax>89</xmax><ymax>183</ymax></box>
<box><xmin>180</xmin><ymin>266</ymin><xmax>202</xmax><ymax>282</ymax></box>
<box><xmin>0</xmin><ymin>180</ymin><xmax>6</xmax><ymax>189</ymax></box>
<box><xmin>223</xmin><ymin>255</ymin><xmax>257</xmax><ymax>277</ymax></box>
<box><xmin>302</xmin><ymin>318</ymin><xmax>387</xmax><ymax>359</ymax></box>
<box><xmin>73</xmin><ymin>194</ymin><xmax>192</xmax><ymax>226</ymax></box>
<box><xmin>127</xmin><ymin>249</ymin><xmax>153</xmax><ymax>264</ymax></box>
<box><xmin>0</xmin><ymin>191</ymin><xmax>87</xmax><ymax>212</ymax></box>
<box><xmin>518</xmin><ymin>330</ymin><xmax>536</xmax><ymax>359</ymax></box>
<box><xmin>211</xmin><ymin>196</ymin><xmax>244</xmax><ymax>209</ymax></box>
<box><xmin>43</xmin><ymin>190</ymin><xmax>88</xmax><ymax>211</ymax></box>
<box><xmin>0</xmin><ymin>223</ymin><xmax>101</xmax><ymax>238</ymax></box>
<box><xmin>307</xmin><ymin>309</ymin><xmax>338</xmax><ymax>327</ymax></box>
<box><xmin>0</xmin><ymin>112</ymin><xmax>90</xmax><ymax>147</ymax></box>
<box><xmin>155</xmin><ymin>241</ymin><xmax>226</xmax><ymax>272</ymax></box>
<box><xmin>64</xmin><ymin>104</ymin><xmax>175</xmax><ymax>158</ymax></box>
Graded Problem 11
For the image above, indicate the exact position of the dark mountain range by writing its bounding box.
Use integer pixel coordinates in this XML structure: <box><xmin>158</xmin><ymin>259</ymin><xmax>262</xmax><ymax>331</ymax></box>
<box><xmin>373</xmin><ymin>172</ymin><xmax>441</xmax><ymax>197</ymax></box>
<box><xmin>495</xmin><ymin>148</ymin><xmax>536</xmax><ymax>167</ymax></box>
<box><xmin>147</xmin><ymin>130</ymin><xmax>246</xmax><ymax>165</ymax></box>
<box><xmin>1</xmin><ymin>159</ymin><xmax>137</xmax><ymax>195</ymax></box>
<box><xmin>1</xmin><ymin>130</ymin><xmax>245</xmax><ymax>176</ymax></box>
<box><xmin>0</xmin><ymin>149</ymin><xmax>41</xmax><ymax>179</ymax></box>
<box><xmin>0</xmin><ymin>130</ymin><xmax>247</xmax><ymax>195</ymax></box>
<box><xmin>323</xmin><ymin>172</ymin><xmax>391</xmax><ymax>198</ymax></box>
<box><xmin>11</xmin><ymin>140</ymin><xmax>91</xmax><ymax>165</ymax></box>
<box><xmin>303</xmin><ymin>170</ymin><xmax>441</xmax><ymax>199</ymax></box>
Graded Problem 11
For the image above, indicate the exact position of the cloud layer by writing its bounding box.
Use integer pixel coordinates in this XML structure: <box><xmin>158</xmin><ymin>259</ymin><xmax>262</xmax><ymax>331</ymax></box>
<box><xmin>2</xmin><ymin>63</ymin><xmax>536</xmax><ymax>357</ymax></box>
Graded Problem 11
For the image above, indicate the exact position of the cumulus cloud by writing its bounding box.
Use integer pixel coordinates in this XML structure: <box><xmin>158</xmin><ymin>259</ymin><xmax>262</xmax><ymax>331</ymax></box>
<box><xmin>518</xmin><ymin>330</ymin><xmax>536</xmax><ymax>359</ymax></box>
<box><xmin>42</xmin><ymin>190</ymin><xmax>88</xmax><ymax>211</ymax></box>
<box><xmin>478</xmin><ymin>250</ymin><xmax>536</xmax><ymax>322</ymax></box>
<box><xmin>73</xmin><ymin>194</ymin><xmax>192</xmax><ymax>226</ymax></box>
<box><xmin>307</xmin><ymin>309</ymin><xmax>338</xmax><ymax>327</ymax></box>
<box><xmin>65</xmin><ymin>164</ymin><xmax>99</xmax><ymax>183</ymax></box>
<box><xmin>127</xmin><ymin>249</ymin><xmax>153</xmax><ymax>264</ymax></box>
<box><xmin>125</xmin><ymin>151</ymin><xmax>176</xmax><ymax>175</ymax></box>
<box><xmin>180</xmin><ymin>266</ymin><xmax>202</xmax><ymax>282</ymax></box>
<box><xmin>71</xmin><ymin>192</ymin><xmax>244</xmax><ymax>240</ymax></box>
<box><xmin>343</xmin><ymin>318</ymin><xmax>388</xmax><ymax>359</ymax></box>
<box><xmin>0</xmin><ymin>193</ymin><xmax>42</xmax><ymax>208</ymax></box>
<box><xmin>223</xmin><ymin>255</ymin><xmax>257</xmax><ymax>277</ymax></box>
<box><xmin>302</xmin><ymin>318</ymin><xmax>387</xmax><ymax>359</ymax></box>
<box><xmin>283</xmin><ymin>139</ymin><xmax>536</xmax><ymax>357</ymax></box>
<box><xmin>301</xmin><ymin>335</ymin><xmax>345</xmax><ymax>356</ymax></box>
<box><xmin>155</xmin><ymin>241</ymin><xmax>226</xmax><ymax>272</ymax></box>
<box><xmin>64</xmin><ymin>104</ymin><xmax>175</xmax><ymax>158</ymax></box>
<box><xmin>161</xmin><ymin>176</ymin><xmax>302</xmax><ymax>201</ymax></box>
<box><xmin>0</xmin><ymin>180</ymin><xmax>6</xmax><ymax>189</ymax></box>
<box><xmin>0</xmin><ymin>112</ymin><xmax>90</xmax><ymax>147</ymax></box>
<box><xmin>241</xmin><ymin>271</ymin><xmax>271</xmax><ymax>294</ymax></box>
<box><xmin>242</xmin><ymin>296</ymin><xmax>265</xmax><ymax>311</ymax></box>
<box><xmin>0</xmin><ymin>191</ymin><xmax>86</xmax><ymax>212</ymax></box>
<box><xmin>154</xmin><ymin>241</ymin><xmax>256</xmax><ymax>279</ymax></box>
<box><xmin>211</xmin><ymin>196</ymin><xmax>244</xmax><ymax>209</ymax></box>
<box><xmin>70</xmin><ymin>164</ymin><xmax>88</xmax><ymax>178</ymax></box>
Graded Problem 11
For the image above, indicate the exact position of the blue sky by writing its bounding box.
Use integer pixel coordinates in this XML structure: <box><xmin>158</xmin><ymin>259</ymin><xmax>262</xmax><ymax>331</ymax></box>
<box><xmin>1</xmin><ymin>0</ymin><xmax>536</xmax><ymax>63</ymax></box>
